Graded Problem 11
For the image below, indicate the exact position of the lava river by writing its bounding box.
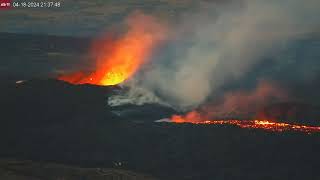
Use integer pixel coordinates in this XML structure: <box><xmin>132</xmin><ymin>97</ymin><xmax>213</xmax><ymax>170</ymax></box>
<box><xmin>170</xmin><ymin>111</ymin><xmax>320</xmax><ymax>133</ymax></box>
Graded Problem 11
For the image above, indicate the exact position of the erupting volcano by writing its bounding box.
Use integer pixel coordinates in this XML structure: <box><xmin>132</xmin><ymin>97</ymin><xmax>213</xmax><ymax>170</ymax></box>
<box><xmin>171</xmin><ymin>111</ymin><xmax>320</xmax><ymax>133</ymax></box>
<box><xmin>57</xmin><ymin>12</ymin><xmax>320</xmax><ymax>135</ymax></box>
<box><xmin>59</xmin><ymin>13</ymin><xmax>167</xmax><ymax>86</ymax></box>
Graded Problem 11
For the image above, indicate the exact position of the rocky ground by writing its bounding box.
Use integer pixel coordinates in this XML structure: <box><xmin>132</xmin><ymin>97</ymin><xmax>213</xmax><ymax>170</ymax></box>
<box><xmin>1</xmin><ymin>32</ymin><xmax>320</xmax><ymax>180</ymax></box>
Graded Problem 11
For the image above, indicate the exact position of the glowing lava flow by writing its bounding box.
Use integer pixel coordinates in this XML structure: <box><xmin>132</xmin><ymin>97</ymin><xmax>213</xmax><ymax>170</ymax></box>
<box><xmin>59</xmin><ymin>13</ymin><xmax>167</xmax><ymax>86</ymax></box>
<box><xmin>171</xmin><ymin>111</ymin><xmax>320</xmax><ymax>133</ymax></box>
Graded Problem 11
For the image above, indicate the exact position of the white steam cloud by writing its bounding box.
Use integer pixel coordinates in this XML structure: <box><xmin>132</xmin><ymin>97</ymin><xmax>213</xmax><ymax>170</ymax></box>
<box><xmin>108</xmin><ymin>0</ymin><xmax>320</xmax><ymax>110</ymax></box>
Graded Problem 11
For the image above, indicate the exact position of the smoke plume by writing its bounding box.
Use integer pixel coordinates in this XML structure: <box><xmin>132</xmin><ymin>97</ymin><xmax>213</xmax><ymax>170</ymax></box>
<box><xmin>108</xmin><ymin>0</ymin><xmax>320</xmax><ymax>111</ymax></box>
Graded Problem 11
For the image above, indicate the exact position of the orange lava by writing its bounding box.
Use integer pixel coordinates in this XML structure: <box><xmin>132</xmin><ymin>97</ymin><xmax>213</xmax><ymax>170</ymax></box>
<box><xmin>59</xmin><ymin>13</ymin><xmax>167</xmax><ymax>86</ymax></box>
<box><xmin>171</xmin><ymin>112</ymin><xmax>320</xmax><ymax>133</ymax></box>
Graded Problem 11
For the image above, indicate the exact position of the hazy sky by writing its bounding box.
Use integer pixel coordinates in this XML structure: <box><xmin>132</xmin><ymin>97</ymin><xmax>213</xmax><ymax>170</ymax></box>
<box><xmin>0</xmin><ymin>0</ymin><xmax>214</xmax><ymax>36</ymax></box>
<box><xmin>1</xmin><ymin>0</ymin><xmax>319</xmax><ymax>110</ymax></box>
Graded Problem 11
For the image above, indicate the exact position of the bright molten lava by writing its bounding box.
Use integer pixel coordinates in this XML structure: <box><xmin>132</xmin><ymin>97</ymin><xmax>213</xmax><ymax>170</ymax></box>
<box><xmin>59</xmin><ymin>13</ymin><xmax>167</xmax><ymax>86</ymax></box>
<box><xmin>171</xmin><ymin>111</ymin><xmax>320</xmax><ymax>133</ymax></box>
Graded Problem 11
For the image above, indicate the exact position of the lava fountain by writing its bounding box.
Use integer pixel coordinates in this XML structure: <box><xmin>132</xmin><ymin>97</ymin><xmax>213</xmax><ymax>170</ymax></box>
<box><xmin>170</xmin><ymin>111</ymin><xmax>320</xmax><ymax>133</ymax></box>
<box><xmin>59</xmin><ymin>13</ymin><xmax>167</xmax><ymax>86</ymax></box>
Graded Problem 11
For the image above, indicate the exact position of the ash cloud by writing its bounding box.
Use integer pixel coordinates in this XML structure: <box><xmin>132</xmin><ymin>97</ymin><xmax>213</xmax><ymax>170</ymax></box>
<box><xmin>199</xmin><ymin>80</ymin><xmax>289</xmax><ymax>119</ymax></box>
<box><xmin>109</xmin><ymin>0</ymin><xmax>320</xmax><ymax>111</ymax></box>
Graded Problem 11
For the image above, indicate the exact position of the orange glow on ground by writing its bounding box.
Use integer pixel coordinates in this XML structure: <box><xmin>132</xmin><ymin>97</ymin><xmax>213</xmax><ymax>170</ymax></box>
<box><xmin>171</xmin><ymin>112</ymin><xmax>320</xmax><ymax>133</ymax></box>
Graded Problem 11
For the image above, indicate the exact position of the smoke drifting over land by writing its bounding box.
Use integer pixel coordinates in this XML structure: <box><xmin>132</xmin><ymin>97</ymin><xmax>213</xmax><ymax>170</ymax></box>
<box><xmin>107</xmin><ymin>0</ymin><xmax>320</xmax><ymax>112</ymax></box>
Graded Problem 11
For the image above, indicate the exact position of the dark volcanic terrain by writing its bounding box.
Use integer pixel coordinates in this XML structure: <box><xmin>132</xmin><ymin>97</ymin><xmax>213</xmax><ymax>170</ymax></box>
<box><xmin>1</xmin><ymin>33</ymin><xmax>320</xmax><ymax>180</ymax></box>
<box><xmin>1</xmin><ymin>76</ymin><xmax>320</xmax><ymax>180</ymax></box>
<box><xmin>0</xmin><ymin>159</ymin><xmax>157</xmax><ymax>180</ymax></box>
